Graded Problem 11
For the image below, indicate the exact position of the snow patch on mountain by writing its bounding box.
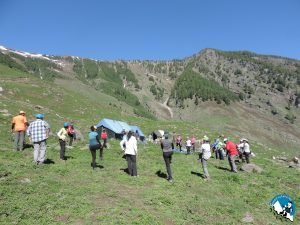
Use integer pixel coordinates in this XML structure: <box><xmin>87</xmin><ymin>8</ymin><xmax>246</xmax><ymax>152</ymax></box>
<box><xmin>0</xmin><ymin>46</ymin><xmax>8</xmax><ymax>51</ymax></box>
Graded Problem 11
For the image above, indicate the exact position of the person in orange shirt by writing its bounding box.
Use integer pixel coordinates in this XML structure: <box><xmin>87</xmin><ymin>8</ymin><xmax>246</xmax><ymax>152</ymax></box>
<box><xmin>11</xmin><ymin>111</ymin><xmax>29</xmax><ymax>151</ymax></box>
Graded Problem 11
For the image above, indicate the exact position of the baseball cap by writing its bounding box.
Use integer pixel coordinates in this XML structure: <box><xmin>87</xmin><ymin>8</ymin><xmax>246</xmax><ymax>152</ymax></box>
<box><xmin>36</xmin><ymin>114</ymin><xmax>44</xmax><ymax>119</ymax></box>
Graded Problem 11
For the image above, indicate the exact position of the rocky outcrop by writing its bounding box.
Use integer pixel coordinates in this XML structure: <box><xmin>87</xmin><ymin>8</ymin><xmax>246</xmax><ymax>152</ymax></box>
<box><xmin>240</xmin><ymin>163</ymin><xmax>263</xmax><ymax>173</ymax></box>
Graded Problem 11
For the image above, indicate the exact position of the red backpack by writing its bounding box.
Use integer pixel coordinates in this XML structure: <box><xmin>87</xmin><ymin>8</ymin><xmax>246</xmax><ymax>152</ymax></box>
<box><xmin>67</xmin><ymin>125</ymin><xmax>74</xmax><ymax>135</ymax></box>
<box><xmin>101</xmin><ymin>131</ymin><xmax>108</xmax><ymax>139</ymax></box>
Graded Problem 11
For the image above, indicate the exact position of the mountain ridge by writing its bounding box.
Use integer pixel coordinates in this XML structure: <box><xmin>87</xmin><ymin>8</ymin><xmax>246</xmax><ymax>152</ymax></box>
<box><xmin>1</xmin><ymin>44</ymin><xmax>299</xmax><ymax>148</ymax></box>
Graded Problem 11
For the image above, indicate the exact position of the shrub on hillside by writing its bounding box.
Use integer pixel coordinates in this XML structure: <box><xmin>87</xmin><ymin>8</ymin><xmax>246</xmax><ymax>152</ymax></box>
<box><xmin>285</xmin><ymin>113</ymin><xmax>296</xmax><ymax>124</ymax></box>
<box><xmin>0</xmin><ymin>52</ymin><xmax>26</xmax><ymax>72</ymax></box>
<box><xmin>171</xmin><ymin>68</ymin><xmax>238</xmax><ymax>105</ymax></box>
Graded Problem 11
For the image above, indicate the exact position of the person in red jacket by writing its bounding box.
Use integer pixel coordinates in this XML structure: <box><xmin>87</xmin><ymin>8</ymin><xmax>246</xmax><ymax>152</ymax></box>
<box><xmin>224</xmin><ymin>138</ymin><xmax>238</xmax><ymax>173</ymax></box>
<box><xmin>101</xmin><ymin>129</ymin><xmax>108</xmax><ymax>149</ymax></box>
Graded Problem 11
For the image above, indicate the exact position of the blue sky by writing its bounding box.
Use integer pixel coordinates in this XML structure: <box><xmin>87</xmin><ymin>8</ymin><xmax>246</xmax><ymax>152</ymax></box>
<box><xmin>0</xmin><ymin>0</ymin><xmax>299</xmax><ymax>60</ymax></box>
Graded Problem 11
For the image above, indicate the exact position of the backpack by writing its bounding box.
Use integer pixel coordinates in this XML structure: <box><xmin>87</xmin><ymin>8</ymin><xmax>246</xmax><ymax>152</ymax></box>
<box><xmin>67</xmin><ymin>125</ymin><xmax>74</xmax><ymax>135</ymax></box>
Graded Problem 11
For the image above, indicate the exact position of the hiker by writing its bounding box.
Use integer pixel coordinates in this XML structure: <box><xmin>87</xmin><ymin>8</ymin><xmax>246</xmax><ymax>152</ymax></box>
<box><xmin>27</xmin><ymin>114</ymin><xmax>50</xmax><ymax>165</ymax></box>
<box><xmin>211</xmin><ymin>138</ymin><xmax>219</xmax><ymax>159</ymax></box>
<box><xmin>160</xmin><ymin>133</ymin><xmax>174</xmax><ymax>183</ymax></box>
<box><xmin>124</xmin><ymin>131</ymin><xmax>138</xmax><ymax>176</ymax></box>
<box><xmin>237</xmin><ymin>139</ymin><xmax>245</xmax><ymax>162</ymax></box>
<box><xmin>57</xmin><ymin>122</ymin><xmax>69</xmax><ymax>160</ymax></box>
<box><xmin>191</xmin><ymin>135</ymin><xmax>196</xmax><ymax>152</ymax></box>
<box><xmin>135</xmin><ymin>130</ymin><xmax>140</xmax><ymax>142</ymax></box>
<box><xmin>101</xmin><ymin>128</ymin><xmax>108</xmax><ymax>148</ymax></box>
<box><xmin>120</xmin><ymin>129</ymin><xmax>128</xmax><ymax>151</ymax></box>
<box><xmin>88</xmin><ymin>125</ymin><xmax>103</xmax><ymax>169</ymax></box>
<box><xmin>242</xmin><ymin>139</ymin><xmax>251</xmax><ymax>164</ymax></box>
<box><xmin>200</xmin><ymin>136</ymin><xmax>211</xmax><ymax>180</ymax></box>
<box><xmin>216</xmin><ymin>139</ymin><xmax>225</xmax><ymax>160</ymax></box>
<box><xmin>67</xmin><ymin>123</ymin><xmax>76</xmax><ymax>146</ymax></box>
<box><xmin>11</xmin><ymin>110</ymin><xmax>29</xmax><ymax>151</ymax></box>
<box><xmin>176</xmin><ymin>134</ymin><xmax>182</xmax><ymax>151</ymax></box>
<box><xmin>212</xmin><ymin>138</ymin><xmax>225</xmax><ymax>160</ymax></box>
<box><xmin>186</xmin><ymin>137</ymin><xmax>192</xmax><ymax>155</ymax></box>
<box><xmin>172</xmin><ymin>132</ymin><xmax>176</xmax><ymax>145</ymax></box>
<box><xmin>224</xmin><ymin>138</ymin><xmax>238</xmax><ymax>173</ymax></box>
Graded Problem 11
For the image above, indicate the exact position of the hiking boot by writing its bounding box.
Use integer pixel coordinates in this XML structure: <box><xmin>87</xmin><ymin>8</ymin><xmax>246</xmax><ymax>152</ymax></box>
<box><xmin>203</xmin><ymin>177</ymin><xmax>210</xmax><ymax>181</ymax></box>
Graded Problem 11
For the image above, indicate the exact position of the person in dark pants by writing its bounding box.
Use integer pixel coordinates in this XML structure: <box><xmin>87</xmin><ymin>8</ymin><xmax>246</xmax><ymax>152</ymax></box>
<box><xmin>124</xmin><ymin>131</ymin><xmax>138</xmax><ymax>176</ymax></box>
<box><xmin>67</xmin><ymin>124</ymin><xmax>76</xmax><ymax>146</ymax></box>
<box><xmin>57</xmin><ymin>122</ymin><xmax>69</xmax><ymax>160</ymax></box>
<box><xmin>88</xmin><ymin>126</ymin><xmax>102</xmax><ymax>169</ymax></box>
<box><xmin>242</xmin><ymin>139</ymin><xmax>251</xmax><ymax>164</ymax></box>
<box><xmin>224</xmin><ymin>138</ymin><xmax>238</xmax><ymax>173</ymax></box>
<box><xmin>176</xmin><ymin>135</ymin><xmax>182</xmax><ymax>151</ymax></box>
<box><xmin>160</xmin><ymin>134</ymin><xmax>174</xmax><ymax>182</ymax></box>
<box><xmin>101</xmin><ymin>128</ymin><xmax>108</xmax><ymax>149</ymax></box>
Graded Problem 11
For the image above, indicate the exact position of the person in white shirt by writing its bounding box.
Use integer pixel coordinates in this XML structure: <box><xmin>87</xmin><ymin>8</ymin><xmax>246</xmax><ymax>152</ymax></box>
<box><xmin>124</xmin><ymin>131</ymin><xmax>138</xmax><ymax>176</ymax></box>
<box><xmin>237</xmin><ymin>139</ymin><xmax>245</xmax><ymax>161</ymax></box>
<box><xmin>186</xmin><ymin>137</ymin><xmax>192</xmax><ymax>155</ymax></box>
<box><xmin>120</xmin><ymin>130</ymin><xmax>128</xmax><ymax>151</ymax></box>
<box><xmin>242</xmin><ymin>139</ymin><xmax>251</xmax><ymax>163</ymax></box>
<box><xmin>200</xmin><ymin>137</ymin><xmax>211</xmax><ymax>180</ymax></box>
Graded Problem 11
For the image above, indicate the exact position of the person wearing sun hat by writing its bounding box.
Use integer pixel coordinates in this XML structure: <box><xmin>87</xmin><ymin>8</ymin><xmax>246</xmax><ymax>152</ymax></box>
<box><xmin>242</xmin><ymin>139</ymin><xmax>251</xmax><ymax>163</ymax></box>
<box><xmin>200</xmin><ymin>135</ymin><xmax>211</xmax><ymax>180</ymax></box>
<box><xmin>11</xmin><ymin>110</ymin><xmax>29</xmax><ymax>151</ymax></box>
<box><xmin>27</xmin><ymin>114</ymin><xmax>50</xmax><ymax>165</ymax></box>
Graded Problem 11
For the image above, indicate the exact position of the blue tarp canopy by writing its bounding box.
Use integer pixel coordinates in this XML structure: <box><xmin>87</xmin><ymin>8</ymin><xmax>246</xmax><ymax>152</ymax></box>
<box><xmin>96</xmin><ymin>118</ymin><xmax>131</xmax><ymax>133</ymax></box>
<box><xmin>130</xmin><ymin>125</ymin><xmax>145</xmax><ymax>138</ymax></box>
<box><xmin>96</xmin><ymin>118</ymin><xmax>145</xmax><ymax>140</ymax></box>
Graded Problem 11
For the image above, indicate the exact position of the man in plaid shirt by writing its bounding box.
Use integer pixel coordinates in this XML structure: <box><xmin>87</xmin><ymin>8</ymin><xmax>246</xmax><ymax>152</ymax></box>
<box><xmin>27</xmin><ymin>114</ymin><xmax>50</xmax><ymax>164</ymax></box>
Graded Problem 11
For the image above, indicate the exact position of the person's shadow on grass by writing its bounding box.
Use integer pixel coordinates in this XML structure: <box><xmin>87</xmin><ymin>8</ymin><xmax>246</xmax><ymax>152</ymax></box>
<box><xmin>64</xmin><ymin>156</ymin><xmax>74</xmax><ymax>160</ymax></box>
<box><xmin>23</xmin><ymin>143</ymin><xmax>33</xmax><ymax>150</ymax></box>
<box><xmin>190</xmin><ymin>171</ymin><xmax>206</xmax><ymax>178</ymax></box>
<box><xmin>120</xmin><ymin>168</ymin><xmax>129</xmax><ymax>174</ymax></box>
<box><xmin>155</xmin><ymin>170</ymin><xmax>167</xmax><ymax>179</ymax></box>
<box><xmin>44</xmin><ymin>159</ymin><xmax>55</xmax><ymax>164</ymax></box>
<box><xmin>91</xmin><ymin>163</ymin><xmax>104</xmax><ymax>169</ymax></box>
<box><xmin>215</xmin><ymin>166</ymin><xmax>231</xmax><ymax>171</ymax></box>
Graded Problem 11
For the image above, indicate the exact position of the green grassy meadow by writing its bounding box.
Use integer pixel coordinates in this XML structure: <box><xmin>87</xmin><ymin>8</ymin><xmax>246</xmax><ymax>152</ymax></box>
<box><xmin>0</xmin><ymin>64</ymin><xmax>299</xmax><ymax>224</ymax></box>
<box><xmin>1</xmin><ymin>140</ymin><xmax>299</xmax><ymax>224</ymax></box>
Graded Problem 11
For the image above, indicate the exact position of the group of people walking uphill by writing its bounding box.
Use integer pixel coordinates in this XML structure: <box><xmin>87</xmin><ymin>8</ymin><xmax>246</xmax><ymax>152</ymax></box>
<box><xmin>11</xmin><ymin>110</ymin><xmax>251</xmax><ymax>182</ymax></box>
<box><xmin>88</xmin><ymin>127</ymin><xmax>138</xmax><ymax>176</ymax></box>
<box><xmin>159</xmin><ymin>133</ymin><xmax>251</xmax><ymax>182</ymax></box>
<box><xmin>11</xmin><ymin>111</ymin><xmax>76</xmax><ymax>164</ymax></box>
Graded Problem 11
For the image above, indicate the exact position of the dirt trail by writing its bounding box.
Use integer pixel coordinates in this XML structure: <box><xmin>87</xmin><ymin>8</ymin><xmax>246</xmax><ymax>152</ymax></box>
<box><xmin>159</xmin><ymin>97</ymin><xmax>173</xmax><ymax>118</ymax></box>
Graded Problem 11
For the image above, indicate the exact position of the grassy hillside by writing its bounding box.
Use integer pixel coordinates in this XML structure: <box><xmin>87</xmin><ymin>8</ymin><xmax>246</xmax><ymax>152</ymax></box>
<box><xmin>1</xmin><ymin>133</ymin><xmax>299</xmax><ymax>224</ymax></box>
<box><xmin>1</xmin><ymin>63</ymin><xmax>299</xmax><ymax>224</ymax></box>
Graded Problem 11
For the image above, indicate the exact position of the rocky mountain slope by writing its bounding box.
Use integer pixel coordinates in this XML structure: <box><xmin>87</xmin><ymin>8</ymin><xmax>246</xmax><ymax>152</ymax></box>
<box><xmin>1</xmin><ymin>45</ymin><xmax>299</xmax><ymax>147</ymax></box>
